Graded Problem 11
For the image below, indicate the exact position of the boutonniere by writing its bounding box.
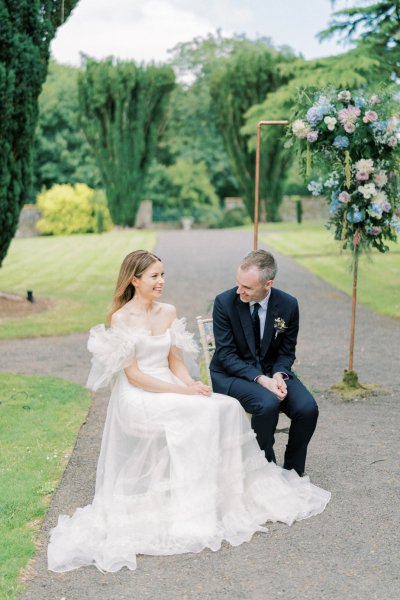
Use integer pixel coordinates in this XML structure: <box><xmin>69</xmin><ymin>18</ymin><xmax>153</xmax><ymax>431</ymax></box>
<box><xmin>274</xmin><ymin>317</ymin><xmax>287</xmax><ymax>339</ymax></box>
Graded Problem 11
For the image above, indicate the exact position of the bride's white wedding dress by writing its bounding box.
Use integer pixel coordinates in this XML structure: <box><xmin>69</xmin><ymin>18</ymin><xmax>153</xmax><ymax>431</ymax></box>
<box><xmin>48</xmin><ymin>319</ymin><xmax>330</xmax><ymax>573</ymax></box>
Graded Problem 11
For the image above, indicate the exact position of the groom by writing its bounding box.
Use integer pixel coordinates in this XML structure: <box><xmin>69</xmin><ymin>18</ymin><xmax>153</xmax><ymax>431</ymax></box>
<box><xmin>210</xmin><ymin>249</ymin><xmax>318</xmax><ymax>476</ymax></box>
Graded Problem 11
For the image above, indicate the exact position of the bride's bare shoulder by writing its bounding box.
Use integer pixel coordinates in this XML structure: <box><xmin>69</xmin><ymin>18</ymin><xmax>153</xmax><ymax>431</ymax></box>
<box><xmin>110</xmin><ymin>305</ymin><xmax>133</xmax><ymax>328</ymax></box>
<box><xmin>157</xmin><ymin>302</ymin><xmax>177</xmax><ymax>322</ymax></box>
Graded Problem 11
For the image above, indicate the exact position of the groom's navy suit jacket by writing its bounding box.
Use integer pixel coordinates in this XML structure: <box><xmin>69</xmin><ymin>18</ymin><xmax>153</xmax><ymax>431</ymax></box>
<box><xmin>210</xmin><ymin>286</ymin><xmax>299</xmax><ymax>395</ymax></box>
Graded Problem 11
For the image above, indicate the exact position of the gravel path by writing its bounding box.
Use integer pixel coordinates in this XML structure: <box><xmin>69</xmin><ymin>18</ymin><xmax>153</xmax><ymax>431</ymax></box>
<box><xmin>1</xmin><ymin>229</ymin><xmax>398</xmax><ymax>600</ymax></box>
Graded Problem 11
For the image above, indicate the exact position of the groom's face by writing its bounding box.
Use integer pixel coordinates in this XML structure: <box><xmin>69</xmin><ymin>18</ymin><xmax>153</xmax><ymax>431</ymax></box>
<box><xmin>236</xmin><ymin>267</ymin><xmax>273</xmax><ymax>303</ymax></box>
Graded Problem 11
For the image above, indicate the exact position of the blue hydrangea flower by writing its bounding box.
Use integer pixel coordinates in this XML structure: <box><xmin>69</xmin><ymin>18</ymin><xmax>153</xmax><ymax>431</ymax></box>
<box><xmin>368</xmin><ymin>204</ymin><xmax>383</xmax><ymax>219</ymax></box>
<box><xmin>347</xmin><ymin>208</ymin><xmax>365</xmax><ymax>223</ymax></box>
<box><xmin>392</xmin><ymin>91</ymin><xmax>400</xmax><ymax>103</ymax></box>
<box><xmin>333</xmin><ymin>136</ymin><xmax>350</xmax><ymax>149</ymax></box>
<box><xmin>307</xmin><ymin>97</ymin><xmax>334</xmax><ymax>125</ymax></box>
<box><xmin>324</xmin><ymin>176</ymin><xmax>339</xmax><ymax>189</ymax></box>
<box><xmin>390</xmin><ymin>216</ymin><xmax>400</xmax><ymax>233</ymax></box>
<box><xmin>329</xmin><ymin>193</ymin><xmax>340</xmax><ymax>215</ymax></box>
<box><xmin>306</xmin><ymin>107</ymin><xmax>322</xmax><ymax>125</ymax></box>
<box><xmin>354</xmin><ymin>96</ymin><xmax>366</xmax><ymax>108</ymax></box>
<box><xmin>307</xmin><ymin>180</ymin><xmax>323</xmax><ymax>196</ymax></box>
<box><xmin>371</xmin><ymin>120</ymin><xmax>388</xmax><ymax>132</ymax></box>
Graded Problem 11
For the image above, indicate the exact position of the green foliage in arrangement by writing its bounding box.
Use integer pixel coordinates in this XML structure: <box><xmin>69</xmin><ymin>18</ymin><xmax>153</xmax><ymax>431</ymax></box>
<box><xmin>145</xmin><ymin>159</ymin><xmax>221</xmax><ymax>225</ymax></box>
<box><xmin>243</xmin><ymin>48</ymin><xmax>388</xmax><ymax>220</ymax></box>
<box><xmin>36</xmin><ymin>183</ymin><xmax>112</xmax><ymax>235</ymax></box>
<box><xmin>78</xmin><ymin>58</ymin><xmax>175</xmax><ymax>227</ymax></box>
<box><xmin>0</xmin><ymin>0</ymin><xmax>80</xmax><ymax>267</ymax></box>
<box><xmin>288</xmin><ymin>86</ymin><xmax>400</xmax><ymax>253</ymax></box>
<box><xmin>33</xmin><ymin>62</ymin><xmax>101</xmax><ymax>198</ymax></box>
<box><xmin>0</xmin><ymin>373</ymin><xmax>90</xmax><ymax>600</ymax></box>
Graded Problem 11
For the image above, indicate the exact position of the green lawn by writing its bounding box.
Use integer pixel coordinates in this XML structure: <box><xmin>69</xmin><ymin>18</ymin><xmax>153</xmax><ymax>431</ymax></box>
<box><xmin>259</xmin><ymin>222</ymin><xmax>400</xmax><ymax>319</ymax></box>
<box><xmin>0</xmin><ymin>230</ymin><xmax>156</xmax><ymax>338</ymax></box>
<box><xmin>0</xmin><ymin>373</ymin><xmax>91</xmax><ymax>600</ymax></box>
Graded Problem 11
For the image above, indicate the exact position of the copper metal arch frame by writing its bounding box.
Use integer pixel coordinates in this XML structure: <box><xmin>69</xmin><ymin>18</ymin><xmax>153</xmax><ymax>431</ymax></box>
<box><xmin>253</xmin><ymin>120</ymin><xmax>289</xmax><ymax>250</ymax></box>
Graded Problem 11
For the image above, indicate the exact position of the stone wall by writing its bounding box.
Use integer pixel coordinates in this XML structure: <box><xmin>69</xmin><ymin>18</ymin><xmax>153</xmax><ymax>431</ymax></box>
<box><xmin>15</xmin><ymin>205</ymin><xmax>41</xmax><ymax>238</ymax></box>
<box><xmin>279</xmin><ymin>196</ymin><xmax>328</xmax><ymax>222</ymax></box>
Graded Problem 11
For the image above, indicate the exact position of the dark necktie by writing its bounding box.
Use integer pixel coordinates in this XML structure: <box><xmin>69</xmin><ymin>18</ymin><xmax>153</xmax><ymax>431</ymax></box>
<box><xmin>252</xmin><ymin>302</ymin><xmax>261</xmax><ymax>351</ymax></box>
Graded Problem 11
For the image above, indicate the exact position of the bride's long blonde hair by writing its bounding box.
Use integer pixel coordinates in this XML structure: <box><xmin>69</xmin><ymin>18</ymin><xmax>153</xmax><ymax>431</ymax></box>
<box><xmin>107</xmin><ymin>249</ymin><xmax>162</xmax><ymax>322</ymax></box>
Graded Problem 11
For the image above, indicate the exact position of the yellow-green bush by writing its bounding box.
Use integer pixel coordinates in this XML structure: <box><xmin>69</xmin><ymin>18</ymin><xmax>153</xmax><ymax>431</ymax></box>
<box><xmin>37</xmin><ymin>183</ymin><xmax>112</xmax><ymax>235</ymax></box>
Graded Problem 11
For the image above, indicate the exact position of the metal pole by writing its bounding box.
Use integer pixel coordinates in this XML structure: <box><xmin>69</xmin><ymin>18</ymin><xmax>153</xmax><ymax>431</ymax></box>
<box><xmin>253</xmin><ymin>124</ymin><xmax>261</xmax><ymax>250</ymax></box>
<box><xmin>253</xmin><ymin>120</ymin><xmax>289</xmax><ymax>251</ymax></box>
<box><xmin>348</xmin><ymin>244</ymin><xmax>359</xmax><ymax>371</ymax></box>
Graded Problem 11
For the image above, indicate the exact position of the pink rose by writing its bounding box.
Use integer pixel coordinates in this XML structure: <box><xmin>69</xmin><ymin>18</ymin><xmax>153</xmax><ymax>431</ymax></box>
<box><xmin>369</xmin><ymin>226</ymin><xmax>382</xmax><ymax>236</ymax></box>
<box><xmin>338</xmin><ymin>191</ymin><xmax>350</xmax><ymax>203</ymax></box>
<box><xmin>370</xmin><ymin>95</ymin><xmax>381</xmax><ymax>105</ymax></box>
<box><xmin>388</xmin><ymin>136</ymin><xmax>398</xmax><ymax>148</ymax></box>
<box><xmin>307</xmin><ymin>131</ymin><xmax>318</xmax><ymax>143</ymax></box>
<box><xmin>363</xmin><ymin>111</ymin><xmax>378</xmax><ymax>123</ymax></box>
<box><xmin>344</xmin><ymin>122</ymin><xmax>356</xmax><ymax>133</ymax></box>
<box><xmin>356</xmin><ymin>171</ymin><xmax>369</xmax><ymax>181</ymax></box>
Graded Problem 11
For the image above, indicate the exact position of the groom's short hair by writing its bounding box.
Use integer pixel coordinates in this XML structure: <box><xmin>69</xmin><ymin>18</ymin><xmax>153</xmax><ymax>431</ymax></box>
<box><xmin>240</xmin><ymin>250</ymin><xmax>277</xmax><ymax>282</ymax></box>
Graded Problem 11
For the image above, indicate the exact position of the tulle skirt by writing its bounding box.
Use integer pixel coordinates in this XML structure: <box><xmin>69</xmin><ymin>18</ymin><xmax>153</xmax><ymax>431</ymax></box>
<box><xmin>48</xmin><ymin>369</ymin><xmax>330</xmax><ymax>572</ymax></box>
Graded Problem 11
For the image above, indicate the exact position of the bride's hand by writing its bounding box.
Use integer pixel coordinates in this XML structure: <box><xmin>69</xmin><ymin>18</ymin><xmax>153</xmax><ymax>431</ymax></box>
<box><xmin>187</xmin><ymin>381</ymin><xmax>212</xmax><ymax>396</ymax></box>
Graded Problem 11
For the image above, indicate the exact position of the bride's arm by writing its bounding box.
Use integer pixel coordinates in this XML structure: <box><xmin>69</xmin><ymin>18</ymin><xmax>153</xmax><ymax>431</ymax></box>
<box><xmin>168</xmin><ymin>349</ymin><xmax>194</xmax><ymax>385</ymax></box>
<box><xmin>124</xmin><ymin>358</ymin><xmax>209</xmax><ymax>395</ymax></box>
<box><xmin>168</xmin><ymin>348</ymin><xmax>211</xmax><ymax>395</ymax></box>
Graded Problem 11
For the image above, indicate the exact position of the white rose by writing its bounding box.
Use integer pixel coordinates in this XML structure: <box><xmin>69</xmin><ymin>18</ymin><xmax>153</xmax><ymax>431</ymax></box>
<box><xmin>358</xmin><ymin>183</ymin><xmax>376</xmax><ymax>199</ymax></box>
<box><xmin>355</xmin><ymin>159</ymin><xmax>374</xmax><ymax>174</ymax></box>
<box><xmin>292</xmin><ymin>119</ymin><xmax>310</xmax><ymax>139</ymax></box>
<box><xmin>324</xmin><ymin>116</ymin><xmax>337</xmax><ymax>131</ymax></box>
<box><xmin>374</xmin><ymin>171</ymin><xmax>388</xmax><ymax>188</ymax></box>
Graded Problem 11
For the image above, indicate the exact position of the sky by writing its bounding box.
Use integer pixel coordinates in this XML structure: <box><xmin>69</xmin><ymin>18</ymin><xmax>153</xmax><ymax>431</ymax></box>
<box><xmin>51</xmin><ymin>0</ymin><xmax>354</xmax><ymax>67</ymax></box>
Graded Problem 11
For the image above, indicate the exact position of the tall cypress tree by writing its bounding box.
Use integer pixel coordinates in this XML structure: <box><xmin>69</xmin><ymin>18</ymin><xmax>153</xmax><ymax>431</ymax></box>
<box><xmin>208</xmin><ymin>42</ymin><xmax>293</xmax><ymax>221</ymax></box>
<box><xmin>0</xmin><ymin>0</ymin><xmax>79</xmax><ymax>267</ymax></box>
<box><xmin>78</xmin><ymin>59</ymin><xmax>175</xmax><ymax>226</ymax></box>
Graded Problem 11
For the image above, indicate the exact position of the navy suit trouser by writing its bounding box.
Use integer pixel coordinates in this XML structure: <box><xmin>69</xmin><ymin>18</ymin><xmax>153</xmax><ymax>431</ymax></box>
<box><xmin>228</xmin><ymin>375</ymin><xmax>318</xmax><ymax>476</ymax></box>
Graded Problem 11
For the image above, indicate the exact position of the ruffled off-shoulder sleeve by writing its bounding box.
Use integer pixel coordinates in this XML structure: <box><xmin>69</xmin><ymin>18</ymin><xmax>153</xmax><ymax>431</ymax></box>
<box><xmin>86</xmin><ymin>324</ymin><xmax>139</xmax><ymax>391</ymax></box>
<box><xmin>170</xmin><ymin>318</ymin><xmax>198</xmax><ymax>355</ymax></box>
<box><xmin>170</xmin><ymin>318</ymin><xmax>200</xmax><ymax>377</ymax></box>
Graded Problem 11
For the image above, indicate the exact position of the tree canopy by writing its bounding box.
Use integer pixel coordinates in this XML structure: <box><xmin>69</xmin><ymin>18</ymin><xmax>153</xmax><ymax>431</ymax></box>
<box><xmin>243</xmin><ymin>47</ymin><xmax>391</xmax><ymax>215</ymax></box>
<box><xmin>78</xmin><ymin>58</ymin><xmax>175</xmax><ymax>226</ymax></box>
<box><xmin>0</xmin><ymin>0</ymin><xmax>80</xmax><ymax>267</ymax></box>
<box><xmin>33</xmin><ymin>61</ymin><xmax>101</xmax><ymax>197</ymax></box>
<box><xmin>319</xmin><ymin>0</ymin><xmax>400</xmax><ymax>78</ymax></box>
<box><xmin>208</xmin><ymin>40</ymin><xmax>296</xmax><ymax>221</ymax></box>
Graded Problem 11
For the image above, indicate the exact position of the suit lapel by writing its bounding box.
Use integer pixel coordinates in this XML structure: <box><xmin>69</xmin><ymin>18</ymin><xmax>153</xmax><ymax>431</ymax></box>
<box><xmin>260</xmin><ymin>288</ymin><xmax>279</xmax><ymax>358</ymax></box>
<box><xmin>235</xmin><ymin>296</ymin><xmax>257</xmax><ymax>357</ymax></box>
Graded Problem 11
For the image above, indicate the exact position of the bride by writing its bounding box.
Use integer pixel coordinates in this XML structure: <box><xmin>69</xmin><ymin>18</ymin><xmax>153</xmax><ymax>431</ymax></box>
<box><xmin>48</xmin><ymin>250</ymin><xmax>330</xmax><ymax>573</ymax></box>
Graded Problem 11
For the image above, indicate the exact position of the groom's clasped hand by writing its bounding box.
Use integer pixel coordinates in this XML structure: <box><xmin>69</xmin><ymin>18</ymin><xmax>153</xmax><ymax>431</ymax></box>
<box><xmin>257</xmin><ymin>373</ymin><xmax>288</xmax><ymax>401</ymax></box>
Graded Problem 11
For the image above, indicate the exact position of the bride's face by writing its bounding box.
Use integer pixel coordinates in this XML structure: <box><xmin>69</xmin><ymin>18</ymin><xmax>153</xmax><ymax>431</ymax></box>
<box><xmin>132</xmin><ymin>261</ymin><xmax>165</xmax><ymax>300</ymax></box>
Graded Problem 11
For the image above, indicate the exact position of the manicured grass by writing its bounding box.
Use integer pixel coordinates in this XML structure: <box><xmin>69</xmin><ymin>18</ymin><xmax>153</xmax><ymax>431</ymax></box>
<box><xmin>0</xmin><ymin>230</ymin><xmax>156</xmax><ymax>338</ymax></box>
<box><xmin>0</xmin><ymin>373</ymin><xmax>91</xmax><ymax>600</ymax></box>
<box><xmin>259</xmin><ymin>221</ymin><xmax>400</xmax><ymax>319</ymax></box>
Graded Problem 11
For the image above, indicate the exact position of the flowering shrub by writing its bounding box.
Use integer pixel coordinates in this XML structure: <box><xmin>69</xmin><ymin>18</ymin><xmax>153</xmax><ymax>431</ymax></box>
<box><xmin>288</xmin><ymin>88</ymin><xmax>400</xmax><ymax>252</ymax></box>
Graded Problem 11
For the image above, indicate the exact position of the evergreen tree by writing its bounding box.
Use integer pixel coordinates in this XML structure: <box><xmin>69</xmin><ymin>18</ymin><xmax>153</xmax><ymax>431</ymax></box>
<box><xmin>0</xmin><ymin>0</ymin><xmax>79</xmax><ymax>267</ymax></box>
<box><xmin>157</xmin><ymin>82</ymin><xmax>239</xmax><ymax>203</ymax></box>
<box><xmin>33</xmin><ymin>61</ymin><xmax>101</xmax><ymax>197</ymax></box>
<box><xmin>78</xmin><ymin>58</ymin><xmax>175</xmax><ymax>226</ymax></box>
<box><xmin>208</xmin><ymin>41</ymin><xmax>295</xmax><ymax>221</ymax></box>
<box><xmin>319</xmin><ymin>0</ymin><xmax>400</xmax><ymax>78</ymax></box>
